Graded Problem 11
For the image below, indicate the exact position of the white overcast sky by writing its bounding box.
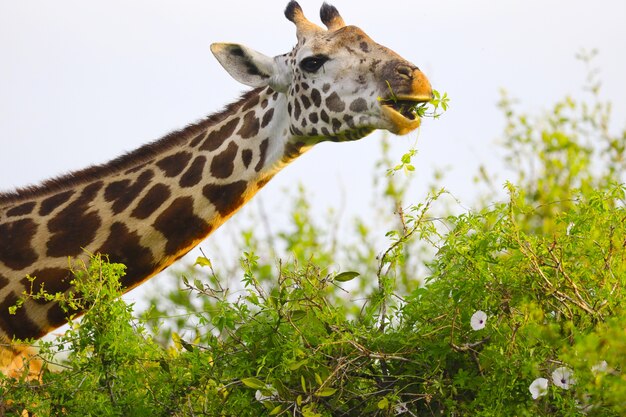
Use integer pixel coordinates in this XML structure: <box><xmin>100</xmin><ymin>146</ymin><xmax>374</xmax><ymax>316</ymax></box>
<box><xmin>1</xmin><ymin>0</ymin><xmax>625</xmax><ymax>301</ymax></box>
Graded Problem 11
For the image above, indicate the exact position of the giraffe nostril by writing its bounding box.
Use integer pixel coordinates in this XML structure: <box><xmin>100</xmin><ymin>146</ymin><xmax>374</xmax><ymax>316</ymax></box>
<box><xmin>396</xmin><ymin>65</ymin><xmax>413</xmax><ymax>80</ymax></box>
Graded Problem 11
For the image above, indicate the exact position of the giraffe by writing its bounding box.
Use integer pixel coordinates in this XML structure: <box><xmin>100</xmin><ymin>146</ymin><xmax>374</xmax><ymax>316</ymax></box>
<box><xmin>0</xmin><ymin>1</ymin><xmax>432</xmax><ymax>374</ymax></box>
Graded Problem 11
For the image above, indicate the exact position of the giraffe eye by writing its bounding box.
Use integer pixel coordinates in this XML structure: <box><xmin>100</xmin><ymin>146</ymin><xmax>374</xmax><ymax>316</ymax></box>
<box><xmin>300</xmin><ymin>55</ymin><xmax>329</xmax><ymax>73</ymax></box>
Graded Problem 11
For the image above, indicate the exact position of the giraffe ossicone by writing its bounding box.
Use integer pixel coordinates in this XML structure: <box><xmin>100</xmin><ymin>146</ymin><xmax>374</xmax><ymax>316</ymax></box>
<box><xmin>0</xmin><ymin>1</ymin><xmax>432</xmax><ymax>375</ymax></box>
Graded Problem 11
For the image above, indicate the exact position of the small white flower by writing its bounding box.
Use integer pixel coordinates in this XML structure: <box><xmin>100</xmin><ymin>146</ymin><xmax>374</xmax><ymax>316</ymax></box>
<box><xmin>566</xmin><ymin>222</ymin><xmax>575</xmax><ymax>235</ymax></box>
<box><xmin>529</xmin><ymin>377</ymin><xmax>549</xmax><ymax>399</ymax></box>
<box><xmin>255</xmin><ymin>389</ymin><xmax>273</xmax><ymax>402</ymax></box>
<box><xmin>394</xmin><ymin>402</ymin><xmax>409</xmax><ymax>415</ymax></box>
<box><xmin>591</xmin><ymin>360</ymin><xmax>608</xmax><ymax>374</ymax></box>
<box><xmin>470</xmin><ymin>310</ymin><xmax>487</xmax><ymax>330</ymax></box>
<box><xmin>552</xmin><ymin>366</ymin><xmax>575</xmax><ymax>389</ymax></box>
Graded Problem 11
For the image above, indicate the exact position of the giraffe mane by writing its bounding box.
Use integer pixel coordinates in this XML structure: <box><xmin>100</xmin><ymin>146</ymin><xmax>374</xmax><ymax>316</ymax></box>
<box><xmin>0</xmin><ymin>88</ymin><xmax>264</xmax><ymax>205</ymax></box>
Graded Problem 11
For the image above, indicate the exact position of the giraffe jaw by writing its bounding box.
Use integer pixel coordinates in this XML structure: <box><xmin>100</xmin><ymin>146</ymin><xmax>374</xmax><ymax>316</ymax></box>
<box><xmin>380</xmin><ymin>94</ymin><xmax>431</xmax><ymax>135</ymax></box>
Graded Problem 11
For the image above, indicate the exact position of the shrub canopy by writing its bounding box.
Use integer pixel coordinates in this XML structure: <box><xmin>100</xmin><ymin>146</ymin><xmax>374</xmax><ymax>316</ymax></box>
<box><xmin>2</xmin><ymin>63</ymin><xmax>625</xmax><ymax>416</ymax></box>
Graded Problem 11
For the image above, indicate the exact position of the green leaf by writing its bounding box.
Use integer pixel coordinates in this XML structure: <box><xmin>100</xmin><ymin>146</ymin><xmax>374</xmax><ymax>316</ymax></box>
<box><xmin>180</xmin><ymin>339</ymin><xmax>195</xmax><ymax>352</ymax></box>
<box><xmin>194</xmin><ymin>256</ymin><xmax>212</xmax><ymax>268</ymax></box>
<box><xmin>314</xmin><ymin>373</ymin><xmax>323</xmax><ymax>386</ymax></box>
<box><xmin>377</xmin><ymin>397</ymin><xmax>389</xmax><ymax>409</ymax></box>
<box><xmin>288</xmin><ymin>359</ymin><xmax>309</xmax><ymax>370</ymax></box>
<box><xmin>334</xmin><ymin>271</ymin><xmax>360</xmax><ymax>282</ymax></box>
<box><xmin>301</xmin><ymin>375</ymin><xmax>307</xmax><ymax>393</ymax></box>
<box><xmin>290</xmin><ymin>310</ymin><xmax>307</xmax><ymax>321</ymax></box>
<box><xmin>159</xmin><ymin>359</ymin><xmax>170</xmax><ymax>373</ymax></box>
<box><xmin>269</xmin><ymin>405</ymin><xmax>282</xmax><ymax>415</ymax></box>
<box><xmin>241</xmin><ymin>377</ymin><xmax>266</xmax><ymax>390</ymax></box>
<box><xmin>315</xmin><ymin>387</ymin><xmax>337</xmax><ymax>397</ymax></box>
<box><xmin>302</xmin><ymin>405</ymin><xmax>323</xmax><ymax>417</ymax></box>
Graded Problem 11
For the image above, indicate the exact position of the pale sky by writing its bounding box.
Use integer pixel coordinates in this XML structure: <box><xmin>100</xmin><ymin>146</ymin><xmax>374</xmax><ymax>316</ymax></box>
<box><xmin>1</xmin><ymin>0</ymin><xmax>625</xmax><ymax>302</ymax></box>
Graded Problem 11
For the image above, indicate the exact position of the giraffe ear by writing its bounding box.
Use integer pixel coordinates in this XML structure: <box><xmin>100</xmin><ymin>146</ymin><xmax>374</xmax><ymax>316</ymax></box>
<box><xmin>211</xmin><ymin>43</ymin><xmax>278</xmax><ymax>88</ymax></box>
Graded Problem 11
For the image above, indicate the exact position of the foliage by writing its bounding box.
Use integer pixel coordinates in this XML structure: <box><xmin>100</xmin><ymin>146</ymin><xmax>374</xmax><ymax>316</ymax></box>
<box><xmin>2</xmin><ymin>65</ymin><xmax>626</xmax><ymax>416</ymax></box>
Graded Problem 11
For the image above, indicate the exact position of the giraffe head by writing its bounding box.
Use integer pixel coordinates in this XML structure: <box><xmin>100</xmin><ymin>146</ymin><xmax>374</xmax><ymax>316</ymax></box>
<box><xmin>211</xmin><ymin>1</ymin><xmax>433</xmax><ymax>142</ymax></box>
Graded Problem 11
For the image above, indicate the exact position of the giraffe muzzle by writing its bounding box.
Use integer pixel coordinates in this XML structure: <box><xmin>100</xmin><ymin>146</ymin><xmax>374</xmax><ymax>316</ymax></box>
<box><xmin>380</xmin><ymin>68</ymin><xmax>433</xmax><ymax>135</ymax></box>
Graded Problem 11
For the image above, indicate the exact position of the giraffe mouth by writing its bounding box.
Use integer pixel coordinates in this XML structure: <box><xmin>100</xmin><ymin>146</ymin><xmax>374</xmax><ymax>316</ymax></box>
<box><xmin>380</xmin><ymin>94</ymin><xmax>431</xmax><ymax>135</ymax></box>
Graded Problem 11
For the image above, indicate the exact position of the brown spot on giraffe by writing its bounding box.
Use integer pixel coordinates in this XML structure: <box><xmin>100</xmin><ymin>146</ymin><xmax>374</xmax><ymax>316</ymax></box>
<box><xmin>6</xmin><ymin>202</ymin><xmax>36</xmax><ymax>217</ymax></box>
<box><xmin>0</xmin><ymin>219</ymin><xmax>39</xmax><ymax>270</ymax></box>
<box><xmin>0</xmin><ymin>292</ymin><xmax>42</xmax><ymax>339</ymax></box>
<box><xmin>293</xmin><ymin>98</ymin><xmax>302</xmax><ymax>120</ymax></box>
<box><xmin>39</xmin><ymin>190</ymin><xmax>74</xmax><ymax>216</ymax></box>
<box><xmin>320</xmin><ymin>110</ymin><xmax>330</xmax><ymax>123</ymax></box>
<box><xmin>343</xmin><ymin>114</ymin><xmax>356</xmax><ymax>129</ymax></box>
<box><xmin>237</xmin><ymin>111</ymin><xmax>260</xmax><ymax>139</ymax></box>
<box><xmin>97</xmin><ymin>222</ymin><xmax>155</xmax><ymax>289</ymax></box>
<box><xmin>104</xmin><ymin>179</ymin><xmax>130</xmax><ymax>202</ymax></box>
<box><xmin>153</xmin><ymin>197</ymin><xmax>212</xmax><ymax>255</ymax></box>
<box><xmin>310</xmin><ymin>88</ymin><xmax>322</xmax><ymax>107</ymax></box>
<box><xmin>325</xmin><ymin>92</ymin><xmax>346</xmax><ymax>112</ymax></box>
<box><xmin>47</xmin><ymin>181</ymin><xmax>104</xmax><ymax>257</ymax></box>
<box><xmin>106</xmin><ymin>170</ymin><xmax>154</xmax><ymax>214</ymax></box>
<box><xmin>261</xmin><ymin>108</ymin><xmax>275</xmax><ymax>128</ymax></box>
<box><xmin>155</xmin><ymin>151</ymin><xmax>193</xmax><ymax>177</ymax></box>
<box><xmin>241</xmin><ymin>149</ymin><xmax>253</xmax><ymax>168</ymax></box>
<box><xmin>349</xmin><ymin>98</ymin><xmax>368</xmax><ymax>113</ymax></box>
<box><xmin>200</xmin><ymin>118</ymin><xmax>239</xmax><ymax>151</ymax></box>
<box><xmin>255</xmin><ymin>138</ymin><xmax>270</xmax><ymax>172</ymax></box>
<box><xmin>131</xmin><ymin>183</ymin><xmax>171</xmax><ymax>220</ymax></box>
<box><xmin>180</xmin><ymin>156</ymin><xmax>207</xmax><ymax>188</ymax></box>
<box><xmin>210</xmin><ymin>142</ymin><xmax>239</xmax><ymax>179</ymax></box>
<box><xmin>47</xmin><ymin>303</ymin><xmax>71</xmax><ymax>329</ymax></box>
<box><xmin>189</xmin><ymin>131</ymin><xmax>207</xmax><ymax>147</ymax></box>
<box><xmin>202</xmin><ymin>181</ymin><xmax>248</xmax><ymax>217</ymax></box>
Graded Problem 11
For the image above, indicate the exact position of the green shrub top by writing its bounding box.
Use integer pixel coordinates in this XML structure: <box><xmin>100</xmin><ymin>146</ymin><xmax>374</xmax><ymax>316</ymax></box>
<box><xmin>2</xmin><ymin>57</ymin><xmax>625</xmax><ymax>416</ymax></box>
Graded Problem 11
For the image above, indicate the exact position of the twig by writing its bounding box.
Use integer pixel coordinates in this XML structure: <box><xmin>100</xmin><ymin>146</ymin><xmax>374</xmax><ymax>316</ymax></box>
<box><xmin>546</xmin><ymin>243</ymin><xmax>598</xmax><ymax>318</ymax></box>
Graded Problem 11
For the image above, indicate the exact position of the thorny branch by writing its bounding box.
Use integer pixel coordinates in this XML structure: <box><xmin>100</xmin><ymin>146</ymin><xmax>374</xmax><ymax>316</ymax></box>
<box><xmin>375</xmin><ymin>194</ymin><xmax>440</xmax><ymax>333</ymax></box>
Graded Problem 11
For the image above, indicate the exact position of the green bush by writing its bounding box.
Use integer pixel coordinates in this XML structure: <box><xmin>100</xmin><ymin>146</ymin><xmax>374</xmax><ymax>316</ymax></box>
<box><xmin>1</xmin><ymin>62</ymin><xmax>625</xmax><ymax>416</ymax></box>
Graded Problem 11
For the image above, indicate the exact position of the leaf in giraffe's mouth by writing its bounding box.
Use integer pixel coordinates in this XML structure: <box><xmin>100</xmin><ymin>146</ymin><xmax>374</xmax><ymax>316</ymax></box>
<box><xmin>380</xmin><ymin>98</ymin><xmax>430</xmax><ymax>121</ymax></box>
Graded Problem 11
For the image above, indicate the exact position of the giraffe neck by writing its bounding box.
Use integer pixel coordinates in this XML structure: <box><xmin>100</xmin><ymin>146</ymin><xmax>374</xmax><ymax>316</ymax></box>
<box><xmin>0</xmin><ymin>86</ymin><xmax>301</xmax><ymax>340</ymax></box>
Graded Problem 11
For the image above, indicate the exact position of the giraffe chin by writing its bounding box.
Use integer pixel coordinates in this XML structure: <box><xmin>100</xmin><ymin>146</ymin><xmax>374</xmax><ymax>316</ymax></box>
<box><xmin>381</xmin><ymin>105</ymin><xmax>422</xmax><ymax>136</ymax></box>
